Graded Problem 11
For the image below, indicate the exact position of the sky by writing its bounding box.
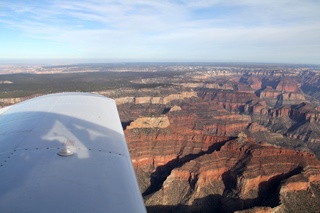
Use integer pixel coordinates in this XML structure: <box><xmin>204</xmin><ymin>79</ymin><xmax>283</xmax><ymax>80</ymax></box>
<box><xmin>0</xmin><ymin>0</ymin><xmax>319</xmax><ymax>64</ymax></box>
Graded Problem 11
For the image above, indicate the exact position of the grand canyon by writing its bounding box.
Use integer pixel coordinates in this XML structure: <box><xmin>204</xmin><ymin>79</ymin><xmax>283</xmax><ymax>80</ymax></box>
<box><xmin>1</xmin><ymin>63</ymin><xmax>320</xmax><ymax>212</ymax></box>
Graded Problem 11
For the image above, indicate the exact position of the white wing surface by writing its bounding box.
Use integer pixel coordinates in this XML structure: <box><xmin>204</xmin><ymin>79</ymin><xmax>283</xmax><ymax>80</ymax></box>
<box><xmin>0</xmin><ymin>92</ymin><xmax>146</xmax><ymax>213</ymax></box>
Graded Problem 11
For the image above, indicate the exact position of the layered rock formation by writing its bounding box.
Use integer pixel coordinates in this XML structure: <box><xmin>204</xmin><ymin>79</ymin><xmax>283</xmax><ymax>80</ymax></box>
<box><xmin>117</xmin><ymin>85</ymin><xmax>320</xmax><ymax>212</ymax></box>
<box><xmin>276</xmin><ymin>79</ymin><xmax>300</xmax><ymax>93</ymax></box>
<box><xmin>110</xmin><ymin>68</ymin><xmax>320</xmax><ymax>212</ymax></box>
<box><xmin>143</xmin><ymin>140</ymin><xmax>320</xmax><ymax>213</ymax></box>
<box><xmin>127</xmin><ymin>116</ymin><xmax>170</xmax><ymax>129</ymax></box>
<box><xmin>300</xmin><ymin>71</ymin><xmax>320</xmax><ymax>103</ymax></box>
<box><xmin>123</xmin><ymin>97</ymin><xmax>320</xmax><ymax>212</ymax></box>
<box><xmin>115</xmin><ymin>91</ymin><xmax>197</xmax><ymax>105</ymax></box>
<box><xmin>260</xmin><ymin>86</ymin><xmax>281</xmax><ymax>100</ymax></box>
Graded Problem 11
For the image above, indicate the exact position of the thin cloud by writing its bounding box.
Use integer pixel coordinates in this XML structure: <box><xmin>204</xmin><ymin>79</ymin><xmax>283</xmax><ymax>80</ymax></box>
<box><xmin>0</xmin><ymin>0</ymin><xmax>319</xmax><ymax>63</ymax></box>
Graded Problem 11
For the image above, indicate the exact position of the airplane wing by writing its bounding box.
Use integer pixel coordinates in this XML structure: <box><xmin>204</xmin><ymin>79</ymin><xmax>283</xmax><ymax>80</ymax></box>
<box><xmin>0</xmin><ymin>93</ymin><xmax>146</xmax><ymax>213</ymax></box>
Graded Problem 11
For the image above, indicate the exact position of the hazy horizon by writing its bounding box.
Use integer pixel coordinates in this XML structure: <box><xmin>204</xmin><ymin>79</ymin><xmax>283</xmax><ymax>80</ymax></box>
<box><xmin>0</xmin><ymin>59</ymin><xmax>320</xmax><ymax>67</ymax></box>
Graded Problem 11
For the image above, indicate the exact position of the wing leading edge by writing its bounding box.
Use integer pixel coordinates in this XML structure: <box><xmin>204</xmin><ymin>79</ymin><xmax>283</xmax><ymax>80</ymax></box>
<box><xmin>0</xmin><ymin>92</ymin><xmax>146</xmax><ymax>213</ymax></box>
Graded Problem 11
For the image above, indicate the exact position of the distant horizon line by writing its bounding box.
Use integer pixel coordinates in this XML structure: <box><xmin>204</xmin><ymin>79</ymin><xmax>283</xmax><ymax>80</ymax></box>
<box><xmin>0</xmin><ymin>59</ymin><xmax>319</xmax><ymax>66</ymax></box>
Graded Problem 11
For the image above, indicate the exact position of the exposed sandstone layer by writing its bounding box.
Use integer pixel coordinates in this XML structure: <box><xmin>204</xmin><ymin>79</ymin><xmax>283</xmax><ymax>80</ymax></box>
<box><xmin>178</xmin><ymin>82</ymin><xmax>222</xmax><ymax>89</ymax></box>
<box><xmin>127</xmin><ymin>116</ymin><xmax>170</xmax><ymax>129</ymax></box>
<box><xmin>247</xmin><ymin>77</ymin><xmax>263</xmax><ymax>90</ymax></box>
<box><xmin>115</xmin><ymin>91</ymin><xmax>197</xmax><ymax>105</ymax></box>
<box><xmin>281</xmin><ymin>92</ymin><xmax>306</xmax><ymax>105</ymax></box>
<box><xmin>260</xmin><ymin>88</ymin><xmax>280</xmax><ymax>99</ymax></box>
<box><xmin>197</xmin><ymin>88</ymin><xmax>259</xmax><ymax>113</ymax></box>
<box><xmin>237</xmin><ymin>83</ymin><xmax>255</xmax><ymax>93</ymax></box>
<box><xmin>260</xmin><ymin>78</ymin><xmax>306</xmax><ymax>106</ymax></box>
<box><xmin>290</xmin><ymin>102</ymin><xmax>320</xmax><ymax>123</ymax></box>
<box><xmin>169</xmin><ymin>105</ymin><xmax>181</xmax><ymax>112</ymax></box>
<box><xmin>276</xmin><ymin>79</ymin><xmax>300</xmax><ymax>93</ymax></box>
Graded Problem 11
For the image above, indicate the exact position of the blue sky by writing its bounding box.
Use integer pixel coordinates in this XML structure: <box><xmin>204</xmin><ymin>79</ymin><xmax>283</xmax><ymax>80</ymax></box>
<box><xmin>0</xmin><ymin>0</ymin><xmax>319</xmax><ymax>64</ymax></box>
